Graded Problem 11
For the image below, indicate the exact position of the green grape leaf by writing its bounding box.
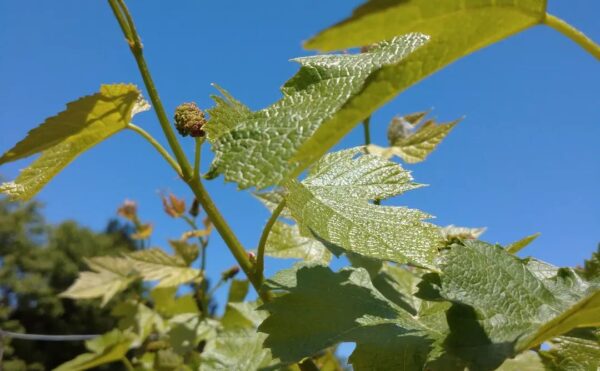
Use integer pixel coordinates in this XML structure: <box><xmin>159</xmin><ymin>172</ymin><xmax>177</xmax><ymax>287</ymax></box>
<box><xmin>253</xmin><ymin>190</ymin><xmax>293</xmax><ymax>219</ymax></box>
<box><xmin>264</xmin><ymin>221</ymin><xmax>332</xmax><ymax>264</ymax></box>
<box><xmin>227</xmin><ymin>279</ymin><xmax>250</xmax><ymax>303</ymax></box>
<box><xmin>284</xmin><ymin>147</ymin><xmax>442</xmax><ymax>269</ymax></box>
<box><xmin>0</xmin><ymin>84</ymin><xmax>148</xmax><ymax>201</ymax></box>
<box><xmin>259</xmin><ymin>264</ymin><xmax>447</xmax><ymax>367</ymax></box>
<box><xmin>205</xmin><ymin>34</ymin><xmax>428</xmax><ymax>189</ymax></box>
<box><xmin>59</xmin><ymin>256</ymin><xmax>137</xmax><ymax>307</ymax></box>
<box><xmin>430</xmin><ymin>240</ymin><xmax>600</xmax><ymax>368</ymax></box>
<box><xmin>127</xmin><ymin>248</ymin><xmax>202</xmax><ymax>288</ymax></box>
<box><xmin>539</xmin><ymin>334</ymin><xmax>600</xmax><ymax>371</ymax></box>
<box><xmin>54</xmin><ymin>330</ymin><xmax>134</xmax><ymax>371</ymax></box>
<box><xmin>367</xmin><ymin>112</ymin><xmax>459</xmax><ymax>163</ymax></box>
<box><xmin>111</xmin><ymin>301</ymin><xmax>165</xmax><ymax>347</ymax></box>
<box><xmin>440</xmin><ymin>224</ymin><xmax>486</xmax><ymax>243</ymax></box>
<box><xmin>200</xmin><ymin>329</ymin><xmax>276</xmax><ymax>371</ymax></box>
<box><xmin>168</xmin><ymin>240</ymin><xmax>200</xmax><ymax>265</ymax></box>
<box><xmin>496</xmin><ymin>351</ymin><xmax>545</xmax><ymax>371</ymax></box>
<box><xmin>517</xmin><ymin>290</ymin><xmax>600</xmax><ymax>351</ymax></box>
<box><xmin>296</xmin><ymin>0</ymin><xmax>546</xmax><ymax>168</ymax></box>
<box><xmin>151</xmin><ymin>287</ymin><xmax>200</xmax><ymax>317</ymax></box>
<box><xmin>222</xmin><ymin>301</ymin><xmax>268</xmax><ymax>330</ymax></box>
<box><xmin>505</xmin><ymin>232</ymin><xmax>541</xmax><ymax>254</ymax></box>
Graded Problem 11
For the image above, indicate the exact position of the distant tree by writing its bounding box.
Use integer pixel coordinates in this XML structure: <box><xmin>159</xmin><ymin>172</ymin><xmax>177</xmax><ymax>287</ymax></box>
<box><xmin>0</xmin><ymin>196</ymin><xmax>139</xmax><ymax>370</ymax></box>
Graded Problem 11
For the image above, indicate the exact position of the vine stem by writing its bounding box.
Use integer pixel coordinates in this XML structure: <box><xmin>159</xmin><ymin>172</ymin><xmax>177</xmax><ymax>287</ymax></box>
<box><xmin>544</xmin><ymin>14</ymin><xmax>600</xmax><ymax>60</ymax></box>
<box><xmin>193</xmin><ymin>137</ymin><xmax>203</xmax><ymax>181</ymax></box>
<box><xmin>108</xmin><ymin>0</ymin><xmax>260</xmax><ymax>297</ymax></box>
<box><xmin>256</xmin><ymin>200</ymin><xmax>286</xmax><ymax>285</ymax></box>
<box><xmin>109</xmin><ymin>0</ymin><xmax>193</xmax><ymax>180</ymax></box>
<box><xmin>127</xmin><ymin>124</ymin><xmax>182</xmax><ymax>177</ymax></box>
<box><xmin>109</xmin><ymin>2</ymin><xmax>314</xmax><ymax>368</ymax></box>
<box><xmin>121</xmin><ymin>357</ymin><xmax>135</xmax><ymax>371</ymax></box>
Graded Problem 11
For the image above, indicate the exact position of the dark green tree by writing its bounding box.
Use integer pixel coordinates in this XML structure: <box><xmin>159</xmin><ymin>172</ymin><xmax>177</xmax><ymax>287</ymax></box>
<box><xmin>0</xmin><ymin>196</ymin><xmax>138</xmax><ymax>370</ymax></box>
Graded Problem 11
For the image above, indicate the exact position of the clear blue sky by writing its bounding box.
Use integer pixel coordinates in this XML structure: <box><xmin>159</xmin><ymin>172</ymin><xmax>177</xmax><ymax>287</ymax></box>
<box><xmin>1</xmin><ymin>1</ymin><xmax>599</xmax><ymax>308</ymax></box>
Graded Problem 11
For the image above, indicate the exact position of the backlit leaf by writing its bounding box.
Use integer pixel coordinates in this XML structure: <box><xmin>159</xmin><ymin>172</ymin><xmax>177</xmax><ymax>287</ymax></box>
<box><xmin>296</xmin><ymin>0</ymin><xmax>546</xmax><ymax>169</ymax></box>
<box><xmin>59</xmin><ymin>256</ymin><xmax>136</xmax><ymax>307</ymax></box>
<box><xmin>285</xmin><ymin>147</ymin><xmax>442</xmax><ymax>269</ymax></box>
<box><xmin>127</xmin><ymin>248</ymin><xmax>202</xmax><ymax>288</ymax></box>
<box><xmin>0</xmin><ymin>84</ymin><xmax>148</xmax><ymax>200</ymax></box>
<box><xmin>54</xmin><ymin>330</ymin><xmax>134</xmax><ymax>371</ymax></box>
<box><xmin>205</xmin><ymin>35</ymin><xmax>428</xmax><ymax>189</ymax></box>
<box><xmin>264</xmin><ymin>221</ymin><xmax>332</xmax><ymax>264</ymax></box>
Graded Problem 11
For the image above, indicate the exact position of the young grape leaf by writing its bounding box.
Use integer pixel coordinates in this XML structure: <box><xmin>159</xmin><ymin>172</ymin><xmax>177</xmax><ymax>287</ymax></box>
<box><xmin>506</xmin><ymin>232</ymin><xmax>541</xmax><ymax>254</ymax></box>
<box><xmin>264</xmin><ymin>221</ymin><xmax>332</xmax><ymax>264</ymax></box>
<box><xmin>205</xmin><ymin>34</ymin><xmax>429</xmax><ymax>189</ymax></box>
<box><xmin>150</xmin><ymin>287</ymin><xmax>200</xmax><ymax>317</ymax></box>
<box><xmin>284</xmin><ymin>147</ymin><xmax>442</xmax><ymax>269</ymax></box>
<box><xmin>59</xmin><ymin>256</ymin><xmax>137</xmax><ymax>307</ymax></box>
<box><xmin>54</xmin><ymin>330</ymin><xmax>134</xmax><ymax>371</ymax></box>
<box><xmin>200</xmin><ymin>329</ymin><xmax>276</xmax><ymax>371</ymax></box>
<box><xmin>367</xmin><ymin>112</ymin><xmax>460</xmax><ymax>163</ymax></box>
<box><xmin>0</xmin><ymin>84</ymin><xmax>148</xmax><ymax>201</ymax></box>
<box><xmin>295</xmin><ymin>0</ymin><xmax>546</xmax><ymax>169</ymax></box>
<box><xmin>127</xmin><ymin>248</ymin><xmax>202</xmax><ymax>288</ymax></box>
<box><xmin>227</xmin><ymin>279</ymin><xmax>250</xmax><ymax>304</ymax></box>
<box><xmin>539</xmin><ymin>334</ymin><xmax>600</xmax><ymax>371</ymax></box>
<box><xmin>429</xmin><ymin>240</ymin><xmax>600</xmax><ymax>367</ymax></box>
<box><xmin>259</xmin><ymin>264</ymin><xmax>448</xmax><ymax>368</ymax></box>
<box><xmin>496</xmin><ymin>351</ymin><xmax>545</xmax><ymax>371</ymax></box>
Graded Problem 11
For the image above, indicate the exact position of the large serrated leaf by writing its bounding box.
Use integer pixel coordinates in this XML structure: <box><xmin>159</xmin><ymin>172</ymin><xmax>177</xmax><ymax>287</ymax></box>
<box><xmin>127</xmin><ymin>248</ymin><xmax>202</xmax><ymax>288</ymax></box>
<box><xmin>430</xmin><ymin>240</ymin><xmax>600</xmax><ymax>368</ymax></box>
<box><xmin>54</xmin><ymin>330</ymin><xmax>134</xmax><ymax>371</ymax></box>
<box><xmin>205</xmin><ymin>34</ymin><xmax>428</xmax><ymax>189</ymax></box>
<box><xmin>259</xmin><ymin>264</ymin><xmax>447</xmax><ymax>368</ymax></box>
<box><xmin>59</xmin><ymin>256</ymin><xmax>137</xmax><ymax>307</ymax></box>
<box><xmin>0</xmin><ymin>84</ymin><xmax>148</xmax><ymax>201</ymax></box>
<box><xmin>264</xmin><ymin>221</ymin><xmax>332</xmax><ymax>264</ymax></box>
<box><xmin>295</xmin><ymin>0</ymin><xmax>546</xmax><ymax>170</ymax></box>
<box><xmin>539</xmin><ymin>334</ymin><xmax>600</xmax><ymax>371</ymax></box>
<box><xmin>199</xmin><ymin>329</ymin><xmax>276</xmax><ymax>371</ymax></box>
<box><xmin>285</xmin><ymin>147</ymin><xmax>442</xmax><ymax>269</ymax></box>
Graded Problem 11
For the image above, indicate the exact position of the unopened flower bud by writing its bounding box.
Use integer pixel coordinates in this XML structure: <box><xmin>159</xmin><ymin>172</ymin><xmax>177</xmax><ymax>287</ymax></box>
<box><xmin>189</xmin><ymin>198</ymin><xmax>201</xmax><ymax>218</ymax></box>
<box><xmin>248</xmin><ymin>252</ymin><xmax>256</xmax><ymax>264</ymax></box>
<box><xmin>221</xmin><ymin>265</ymin><xmax>240</xmax><ymax>281</ymax></box>
<box><xmin>117</xmin><ymin>199</ymin><xmax>137</xmax><ymax>221</ymax></box>
<box><xmin>174</xmin><ymin>102</ymin><xmax>207</xmax><ymax>138</ymax></box>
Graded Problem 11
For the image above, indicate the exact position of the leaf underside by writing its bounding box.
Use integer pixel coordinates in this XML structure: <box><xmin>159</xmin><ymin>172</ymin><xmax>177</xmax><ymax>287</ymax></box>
<box><xmin>205</xmin><ymin>34</ymin><xmax>429</xmax><ymax>189</ymax></box>
<box><xmin>294</xmin><ymin>0</ymin><xmax>547</xmax><ymax>172</ymax></box>
<box><xmin>0</xmin><ymin>84</ymin><xmax>147</xmax><ymax>201</ymax></box>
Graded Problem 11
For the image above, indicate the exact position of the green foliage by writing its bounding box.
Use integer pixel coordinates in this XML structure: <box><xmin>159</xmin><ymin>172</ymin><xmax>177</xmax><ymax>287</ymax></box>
<box><xmin>295</xmin><ymin>0</ymin><xmax>547</xmax><ymax>170</ymax></box>
<box><xmin>0</xmin><ymin>84</ymin><xmax>148</xmax><ymax>201</ymax></box>
<box><xmin>53</xmin><ymin>330</ymin><xmax>134</xmax><ymax>371</ymax></box>
<box><xmin>59</xmin><ymin>256</ymin><xmax>138</xmax><ymax>306</ymax></box>
<box><xmin>2</xmin><ymin>0</ymin><xmax>599</xmax><ymax>370</ymax></box>
<box><xmin>205</xmin><ymin>34</ymin><xmax>428</xmax><ymax>189</ymax></box>
<box><xmin>367</xmin><ymin>110</ymin><xmax>459</xmax><ymax>163</ymax></box>
<box><xmin>0</xmin><ymin>197</ymin><xmax>140</xmax><ymax>369</ymax></box>
<box><xmin>284</xmin><ymin>147</ymin><xmax>442</xmax><ymax>269</ymax></box>
<box><xmin>264</xmin><ymin>221</ymin><xmax>332</xmax><ymax>264</ymax></box>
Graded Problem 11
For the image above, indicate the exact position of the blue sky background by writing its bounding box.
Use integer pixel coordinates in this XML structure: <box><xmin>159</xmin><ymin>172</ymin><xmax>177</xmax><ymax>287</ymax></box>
<box><xmin>1</xmin><ymin>1</ymin><xmax>599</xmax><ymax>317</ymax></box>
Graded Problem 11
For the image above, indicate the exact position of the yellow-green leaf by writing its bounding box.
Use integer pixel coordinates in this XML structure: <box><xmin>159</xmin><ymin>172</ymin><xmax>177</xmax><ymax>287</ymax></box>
<box><xmin>0</xmin><ymin>84</ymin><xmax>148</xmax><ymax>201</ymax></box>
<box><xmin>59</xmin><ymin>256</ymin><xmax>136</xmax><ymax>307</ymax></box>
<box><xmin>368</xmin><ymin>112</ymin><xmax>459</xmax><ymax>163</ymax></box>
<box><xmin>295</xmin><ymin>0</ymin><xmax>546</xmax><ymax>171</ymax></box>
<box><xmin>53</xmin><ymin>330</ymin><xmax>134</xmax><ymax>371</ymax></box>
<box><xmin>517</xmin><ymin>290</ymin><xmax>600</xmax><ymax>351</ymax></box>
<box><xmin>506</xmin><ymin>232</ymin><xmax>541</xmax><ymax>254</ymax></box>
<box><xmin>128</xmin><ymin>248</ymin><xmax>202</xmax><ymax>288</ymax></box>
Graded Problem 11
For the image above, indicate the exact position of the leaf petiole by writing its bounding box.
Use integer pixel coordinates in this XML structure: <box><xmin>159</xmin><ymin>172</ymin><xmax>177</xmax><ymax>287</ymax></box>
<box><xmin>544</xmin><ymin>14</ymin><xmax>600</xmax><ymax>60</ymax></box>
